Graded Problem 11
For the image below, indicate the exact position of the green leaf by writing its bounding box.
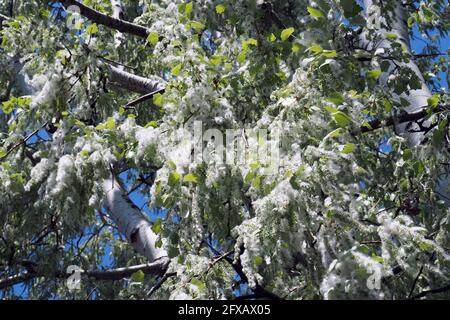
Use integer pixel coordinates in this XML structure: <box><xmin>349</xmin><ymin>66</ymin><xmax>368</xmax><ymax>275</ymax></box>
<box><xmin>333</xmin><ymin>111</ymin><xmax>352</xmax><ymax>128</ymax></box>
<box><xmin>185</xmin><ymin>2</ymin><xmax>193</xmax><ymax>15</ymax></box>
<box><xmin>242</xmin><ymin>38</ymin><xmax>258</xmax><ymax>50</ymax></box>
<box><xmin>1</xmin><ymin>101</ymin><xmax>13</xmax><ymax>114</ymax></box>
<box><xmin>237</xmin><ymin>51</ymin><xmax>246</xmax><ymax>63</ymax></box>
<box><xmin>367</xmin><ymin>69</ymin><xmax>381</xmax><ymax>79</ymax></box>
<box><xmin>169</xmin><ymin>246</ymin><xmax>180</xmax><ymax>258</ymax></box>
<box><xmin>325</xmin><ymin>128</ymin><xmax>343</xmax><ymax>139</ymax></box>
<box><xmin>403</xmin><ymin>149</ymin><xmax>413</xmax><ymax>160</ymax></box>
<box><xmin>1</xmin><ymin>34</ymin><xmax>8</xmax><ymax>48</ymax></box>
<box><xmin>1</xmin><ymin>162</ymin><xmax>11</xmax><ymax>170</ymax></box>
<box><xmin>269</xmin><ymin>33</ymin><xmax>277</xmax><ymax>42</ymax></box>
<box><xmin>209</xmin><ymin>55</ymin><xmax>221</xmax><ymax>66</ymax></box>
<box><xmin>86</xmin><ymin>23</ymin><xmax>99</xmax><ymax>35</ymax></box>
<box><xmin>386</xmin><ymin>33</ymin><xmax>398</xmax><ymax>40</ymax></box>
<box><xmin>80</xmin><ymin>150</ymin><xmax>90</xmax><ymax>157</ymax></box>
<box><xmin>280</xmin><ymin>27</ymin><xmax>295</xmax><ymax>41</ymax></box>
<box><xmin>357</xmin><ymin>244</ymin><xmax>370</xmax><ymax>255</ymax></box>
<box><xmin>244</xmin><ymin>171</ymin><xmax>254</xmax><ymax>183</ymax></box>
<box><xmin>341</xmin><ymin>143</ymin><xmax>356</xmax><ymax>154</ymax></box>
<box><xmin>419</xmin><ymin>241</ymin><xmax>433</xmax><ymax>252</ymax></box>
<box><xmin>152</xmin><ymin>218</ymin><xmax>162</xmax><ymax>234</ymax></box>
<box><xmin>168</xmin><ymin>171</ymin><xmax>182</xmax><ymax>186</ymax></box>
<box><xmin>322</xmin><ymin>50</ymin><xmax>337</xmax><ymax>58</ymax></box>
<box><xmin>413</xmin><ymin>160</ymin><xmax>425</xmax><ymax>174</ymax></box>
<box><xmin>106</xmin><ymin>117</ymin><xmax>115</xmax><ymax>130</ymax></box>
<box><xmin>252</xmin><ymin>175</ymin><xmax>261</xmax><ymax>189</ymax></box>
<box><xmin>427</xmin><ymin>94</ymin><xmax>440</xmax><ymax>108</ymax></box>
<box><xmin>324</xmin><ymin>105</ymin><xmax>338</xmax><ymax>114</ymax></box>
<box><xmin>409</xmin><ymin>74</ymin><xmax>422</xmax><ymax>90</ymax></box>
<box><xmin>307</xmin><ymin>44</ymin><xmax>323</xmax><ymax>54</ymax></box>
<box><xmin>171</xmin><ymin>64</ymin><xmax>182</xmax><ymax>76</ymax></box>
<box><xmin>292</xmin><ymin>43</ymin><xmax>302</xmax><ymax>53</ymax></box>
<box><xmin>190</xmin><ymin>21</ymin><xmax>205</xmax><ymax>32</ymax></box>
<box><xmin>191</xmin><ymin>278</ymin><xmax>206</xmax><ymax>291</ymax></box>
<box><xmin>327</xmin><ymin>92</ymin><xmax>345</xmax><ymax>105</ymax></box>
<box><xmin>153</xmin><ymin>93</ymin><xmax>164</xmax><ymax>107</ymax></box>
<box><xmin>432</xmin><ymin>120</ymin><xmax>447</xmax><ymax>148</ymax></box>
<box><xmin>75</xmin><ymin>21</ymin><xmax>83</xmax><ymax>30</ymax></box>
<box><xmin>166</xmin><ymin>160</ymin><xmax>177</xmax><ymax>170</ymax></box>
<box><xmin>178</xmin><ymin>3</ymin><xmax>186</xmax><ymax>13</ymax></box>
<box><xmin>147</xmin><ymin>31</ymin><xmax>159</xmax><ymax>45</ymax></box>
<box><xmin>145</xmin><ymin>121</ymin><xmax>158</xmax><ymax>128</ymax></box>
<box><xmin>384</xmin><ymin>99</ymin><xmax>392</xmax><ymax>112</ymax></box>
<box><xmin>307</xmin><ymin>6</ymin><xmax>325</xmax><ymax>18</ymax></box>
<box><xmin>0</xmin><ymin>148</ymin><xmax>7</xmax><ymax>158</ymax></box>
<box><xmin>184</xmin><ymin>173</ymin><xmax>198</xmax><ymax>183</ymax></box>
<box><xmin>276</xmin><ymin>71</ymin><xmax>287</xmax><ymax>81</ymax></box>
<box><xmin>215</xmin><ymin>4</ymin><xmax>225</xmax><ymax>14</ymax></box>
<box><xmin>254</xmin><ymin>256</ymin><xmax>264</xmax><ymax>266</ymax></box>
<box><xmin>131</xmin><ymin>270</ymin><xmax>145</xmax><ymax>283</ymax></box>
<box><xmin>250</xmin><ymin>161</ymin><xmax>261</xmax><ymax>170</ymax></box>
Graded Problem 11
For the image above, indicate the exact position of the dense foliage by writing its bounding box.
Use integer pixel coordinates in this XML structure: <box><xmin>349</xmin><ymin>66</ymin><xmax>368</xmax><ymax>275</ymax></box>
<box><xmin>0</xmin><ymin>0</ymin><xmax>449</xmax><ymax>299</ymax></box>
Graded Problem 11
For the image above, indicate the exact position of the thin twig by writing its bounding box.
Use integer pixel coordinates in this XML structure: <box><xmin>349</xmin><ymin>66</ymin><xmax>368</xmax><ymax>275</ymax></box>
<box><xmin>0</xmin><ymin>122</ymin><xmax>48</xmax><ymax>161</ymax></box>
<box><xmin>125</xmin><ymin>88</ymin><xmax>165</xmax><ymax>108</ymax></box>
<box><xmin>410</xmin><ymin>283</ymin><xmax>450</xmax><ymax>299</ymax></box>
<box><xmin>408</xmin><ymin>265</ymin><xmax>424</xmax><ymax>299</ymax></box>
<box><xmin>147</xmin><ymin>272</ymin><xmax>177</xmax><ymax>297</ymax></box>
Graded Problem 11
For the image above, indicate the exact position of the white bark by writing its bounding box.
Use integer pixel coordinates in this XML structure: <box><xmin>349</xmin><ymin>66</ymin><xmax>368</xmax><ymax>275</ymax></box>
<box><xmin>110</xmin><ymin>0</ymin><xmax>125</xmax><ymax>47</ymax></box>
<box><xmin>107</xmin><ymin>63</ymin><xmax>164</xmax><ymax>94</ymax></box>
<box><xmin>102</xmin><ymin>178</ymin><xmax>168</xmax><ymax>262</ymax></box>
<box><xmin>364</xmin><ymin>0</ymin><xmax>432</xmax><ymax>146</ymax></box>
<box><xmin>61</xmin><ymin>0</ymin><xmax>149</xmax><ymax>38</ymax></box>
<box><xmin>110</xmin><ymin>0</ymin><xmax>123</xmax><ymax>19</ymax></box>
<box><xmin>364</xmin><ymin>1</ymin><xmax>450</xmax><ymax>203</ymax></box>
<box><xmin>9</xmin><ymin>57</ymin><xmax>168</xmax><ymax>265</ymax></box>
<box><xmin>0</xmin><ymin>261</ymin><xmax>170</xmax><ymax>289</ymax></box>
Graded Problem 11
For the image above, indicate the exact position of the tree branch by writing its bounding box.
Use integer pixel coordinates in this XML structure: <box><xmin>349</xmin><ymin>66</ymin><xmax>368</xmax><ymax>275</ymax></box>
<box><xmin>102</xmin><ymin>176</ymin><xmax>168</xmax><ymax>262</ymax></box>
<box><xmin>82</xmin><ymin>259</ymin><xmax>170</xmax><ymax>280</ymax></box>
<box><xmin>0</xmin><ymin>12</ymin><xmax>12</xmax><ymax>21</ymax></box>
<box><xmin>410</xmin><ymin>283</ymin><xmax>450</xmax><ymax>299</ymax></box>
<box><xmin>0</xmin><ymin>259</ymin><xmax>170</xmax><ymax>290</ymax></box>
<box><xmin>147</xmin><ymin>271</ymin><xmax>177</xmax><ymax>297</ymax></box>
<box><xmin>60</xmin><ymin>0</ymin><xmax>149</xmax><ymax>38</ymax></box>
<box><xmin>359</xmin><ymin>104</ymin><xmax>448</xmax><ymax>133</ymax></box>
<box><xmin>0</xmin><ymin>272</ymin><xmax>34</xmax><ymax>290</ymax></box>
<box><xmin>226</xmin><ymin>244</ymin><xmax>282</xmax><ymax>300</ymax></box>
<box><xmin>125</xmin><ymin>88</ymin><xmax>165</xmax><ymax>108</ymax></box>
<box><xmin>0</xmin><ymin>122</ymin><xmax>48</xmax><ymax>162</ymax></box>
<box><xmin>106</xmin><ymin>64</ymin><xmax>164</xmax><ymax>95</ymax></box>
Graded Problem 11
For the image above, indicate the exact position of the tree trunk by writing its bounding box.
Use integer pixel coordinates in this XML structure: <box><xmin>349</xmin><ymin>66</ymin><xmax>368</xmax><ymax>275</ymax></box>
<box><xmin>363</xmin><ymin>1</ymin><xmax>450</xmax><ymax>203</ymax></box>
<box><xmin>110</xmin><ymin>0</ymin><xmax>124</xmax><ymax>47</ymax></box>
<box><xmin>364</xmin><ymin>0</ymin><xmax>432</xmax><ymax>146</ymax></box>
<box><xmin>9</xmin><ymin>57</ymin><xmax>168</xmax><ymax>266</ymax></box>
<box><xmin>102</xmin><ymin>178</ymin><xmax>168</xmax><ymax>263</ymax></box>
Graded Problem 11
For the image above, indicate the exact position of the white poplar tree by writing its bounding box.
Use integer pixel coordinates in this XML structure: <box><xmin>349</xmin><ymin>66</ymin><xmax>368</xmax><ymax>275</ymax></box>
<box><xmin>0</xmin><ymin>0</ymin><xmax>449</xmax><ymax>299</ymax></box>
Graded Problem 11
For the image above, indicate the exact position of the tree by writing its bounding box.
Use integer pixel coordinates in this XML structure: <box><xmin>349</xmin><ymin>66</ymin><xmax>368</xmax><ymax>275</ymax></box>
<box><xmin>0</xmin><ymin>0</ymin><xmax>449</xmax><ymax>300</ymax></box>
